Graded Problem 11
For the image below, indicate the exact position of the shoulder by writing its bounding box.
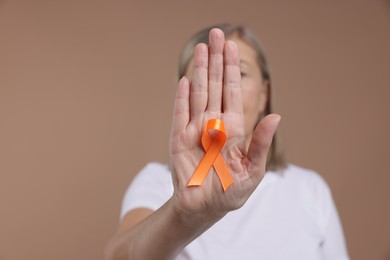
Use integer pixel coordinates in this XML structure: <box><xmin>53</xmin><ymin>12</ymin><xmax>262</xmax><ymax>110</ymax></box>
<box><xmin>138</xmin><ymin>162</ymin><xmax>171</xmax><ymax>175</ymax></box>
<box><xmin>128</xmin><ymin>162</ymin><xmax>173</xmax><ymax>195</ymax></box>
<box><xmin>268</xmin><ymin>164</ymin><xmax>333</xmax><ymax>209</ymax></box>
<box><xmin>131</xmin><ymin>162</ymin><xmax>172</xmax><ymax>184</ymax></box>
<box><xmin>120</xmin><ymin>162</ymin><xmax>173</xmax><ymax>219</ymax></box>
<box><xmin>278</xmin><ymin>164</ymin><xmax>331</xmax><ymax>193</ymax></box>
<box><xmin>274</xmin><ymin>164</ymin><xmax>334</xmax><ymax>220</ymax></box>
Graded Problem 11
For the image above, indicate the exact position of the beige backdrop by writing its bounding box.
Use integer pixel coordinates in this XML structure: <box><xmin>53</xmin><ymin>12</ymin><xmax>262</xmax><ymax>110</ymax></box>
<box><xmin>1</xmin><ymin>0</ymin><xmax>389</xmax><ymax>259</ymax></box>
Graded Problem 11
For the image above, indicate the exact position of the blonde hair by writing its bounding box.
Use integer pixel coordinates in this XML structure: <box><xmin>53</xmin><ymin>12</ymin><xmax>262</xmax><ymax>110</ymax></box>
<box><xmin>178</xmin><ymin>24</ymin><xmax>287</xmax><ymax>171</ymax></box>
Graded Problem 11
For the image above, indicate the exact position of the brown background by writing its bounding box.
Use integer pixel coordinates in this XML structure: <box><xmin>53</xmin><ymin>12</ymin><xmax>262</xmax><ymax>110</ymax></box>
<box><xmin>0</xmin><ymin>0</ymin><xmax>389</xmax><ymax>259</ymax></box>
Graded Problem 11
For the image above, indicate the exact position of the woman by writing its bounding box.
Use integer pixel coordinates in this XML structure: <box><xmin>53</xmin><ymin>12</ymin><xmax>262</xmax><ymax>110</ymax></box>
<box><xmin>105</xmin><ymin>24</ymin><xmax>349</xmax><ymax>260</ymax></box>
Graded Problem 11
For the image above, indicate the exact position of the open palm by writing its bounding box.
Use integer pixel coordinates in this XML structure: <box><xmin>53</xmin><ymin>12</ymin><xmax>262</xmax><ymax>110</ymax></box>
<box><xmin>169</xmin><ymin>29</ymin><xmax>280</xmax><ymax>220</ymax></box>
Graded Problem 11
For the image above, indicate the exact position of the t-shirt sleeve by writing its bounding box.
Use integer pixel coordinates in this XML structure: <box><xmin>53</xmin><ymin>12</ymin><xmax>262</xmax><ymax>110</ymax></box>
<box><xmin>317</xmin><ymin>177</ymin><xmax>350</xmax><ymax>260</ymax></box>
<box><xmin>119</xmin><ymin>162</ymin><xmax>174</xmax><ymax>220</ymax></box>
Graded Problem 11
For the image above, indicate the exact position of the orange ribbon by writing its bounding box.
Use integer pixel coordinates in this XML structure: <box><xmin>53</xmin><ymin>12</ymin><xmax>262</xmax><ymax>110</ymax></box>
<box><xmin>187</xmin><ymin>119</ymin><xmax>234</xmax><ymax>191</ymax></box>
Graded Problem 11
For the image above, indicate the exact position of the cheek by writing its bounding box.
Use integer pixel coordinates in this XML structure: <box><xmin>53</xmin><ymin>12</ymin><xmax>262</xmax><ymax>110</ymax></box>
<box><xmin>241</xmin><ymin>82</ymin><xmax>262</xmax><ymax>130</ymax></box>
<box><xmin>241</xmin><ymin>81</ymin><xmax>262</xmax><ymax>114</ymax></box>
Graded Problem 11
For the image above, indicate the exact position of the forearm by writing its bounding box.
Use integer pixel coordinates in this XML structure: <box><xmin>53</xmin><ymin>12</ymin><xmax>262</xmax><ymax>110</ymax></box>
<box><xmin>105</xmin><ymin>197</ymin><xmax>223</xmax><ymax>260</ymax></box>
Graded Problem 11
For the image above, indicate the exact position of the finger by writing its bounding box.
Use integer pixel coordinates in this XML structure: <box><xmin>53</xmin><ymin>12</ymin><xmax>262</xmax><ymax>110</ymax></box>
<box><xmin>190</xmin><ymin>43</ymin><xmax>208</xmax><ymax>119</ymax></box>
<box><xmin>172</xmin><ymin>76</ymin><xmax>190</xmax><ymax>135</ymax></box>
<box><xmin>223</xmin><ymin>40</ymin><xmax>243</xmax><ymax>114</ymax></box>
<box><xmin>207</xmin><ymin>28</ymin><xmax>225</xmax><ymax>114</ymax></box>
<box><xmin>247</xmin><ymin>114</ymin><xmax>281</xmax><ymax>178</ymax></box>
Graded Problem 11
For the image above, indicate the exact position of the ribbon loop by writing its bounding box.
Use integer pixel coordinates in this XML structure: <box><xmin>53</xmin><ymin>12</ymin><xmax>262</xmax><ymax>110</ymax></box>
<box><xmin>187</xmin><ymin>119</ymin><xmax>234</xmax><ymax>191</ymax></box>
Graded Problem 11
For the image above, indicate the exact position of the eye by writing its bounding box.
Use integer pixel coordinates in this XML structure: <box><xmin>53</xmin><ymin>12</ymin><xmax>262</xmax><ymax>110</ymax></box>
<box><xmin>240</xmin><ymin>72</ymin><xmax>247</xmax><ymax>78</ymax></box>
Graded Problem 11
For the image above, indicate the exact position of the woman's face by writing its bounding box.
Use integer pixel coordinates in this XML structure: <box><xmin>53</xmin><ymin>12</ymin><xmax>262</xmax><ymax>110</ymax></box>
<box><xmin>185</xmin><ymin>36</ymin><xmax>268</xmax><ymax>148</ymax></box>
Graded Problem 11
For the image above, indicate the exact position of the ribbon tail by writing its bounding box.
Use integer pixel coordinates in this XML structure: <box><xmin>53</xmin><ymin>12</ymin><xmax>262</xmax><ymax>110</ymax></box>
<box><xmin>214</xmin><ymin>154</ymin><xmax>234</xmax><ymax>191</ymax></box>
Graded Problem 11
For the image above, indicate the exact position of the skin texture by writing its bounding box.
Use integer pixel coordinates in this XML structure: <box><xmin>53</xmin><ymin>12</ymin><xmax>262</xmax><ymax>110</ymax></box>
<box><xmin>105</xmin><ymin>28</ymin><xmax>280</xmax><ymax>260</ymax></box>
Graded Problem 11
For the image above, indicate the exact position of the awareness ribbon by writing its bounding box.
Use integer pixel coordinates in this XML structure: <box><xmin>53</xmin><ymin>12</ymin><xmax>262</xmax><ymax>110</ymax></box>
<box><xmin>187</xmin><ymin>119</ymin><xmax>234</xmax><ymax>191</ymax></box>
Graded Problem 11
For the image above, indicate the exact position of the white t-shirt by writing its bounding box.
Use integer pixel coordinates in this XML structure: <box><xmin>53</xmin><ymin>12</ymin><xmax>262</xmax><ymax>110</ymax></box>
<box><xmin>121</xmin><ymin>162</ymin><xmax>349</xmax><ymax>260</ymax></box>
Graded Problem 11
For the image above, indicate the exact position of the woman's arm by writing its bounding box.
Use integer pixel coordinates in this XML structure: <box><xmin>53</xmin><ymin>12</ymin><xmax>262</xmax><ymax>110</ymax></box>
<box><xmin>104</xmin><ymin>199</ymin><xmax>222</xmax><ymax>260</ymax></box>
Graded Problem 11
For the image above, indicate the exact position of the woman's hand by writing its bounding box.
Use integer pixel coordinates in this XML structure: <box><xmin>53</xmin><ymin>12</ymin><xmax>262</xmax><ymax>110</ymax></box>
<box><xmin>169</xmin><ymin>28</ymin><xmax>280</xmax><ymax>222</ymax></box>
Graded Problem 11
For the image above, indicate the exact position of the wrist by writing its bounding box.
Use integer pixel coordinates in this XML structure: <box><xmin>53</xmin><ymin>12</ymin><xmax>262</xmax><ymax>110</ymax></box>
<box><xmin>168</xmin><ymin>194</ymin><xmax>226</xmax><ymax>232</ymax></box>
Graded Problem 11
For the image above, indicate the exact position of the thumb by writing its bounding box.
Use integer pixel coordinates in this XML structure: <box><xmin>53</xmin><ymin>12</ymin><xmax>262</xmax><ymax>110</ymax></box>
<box><xmin>247</xmin><ymin>114</ymin><xmax>281</xmax><ymax>173</ymax></box>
